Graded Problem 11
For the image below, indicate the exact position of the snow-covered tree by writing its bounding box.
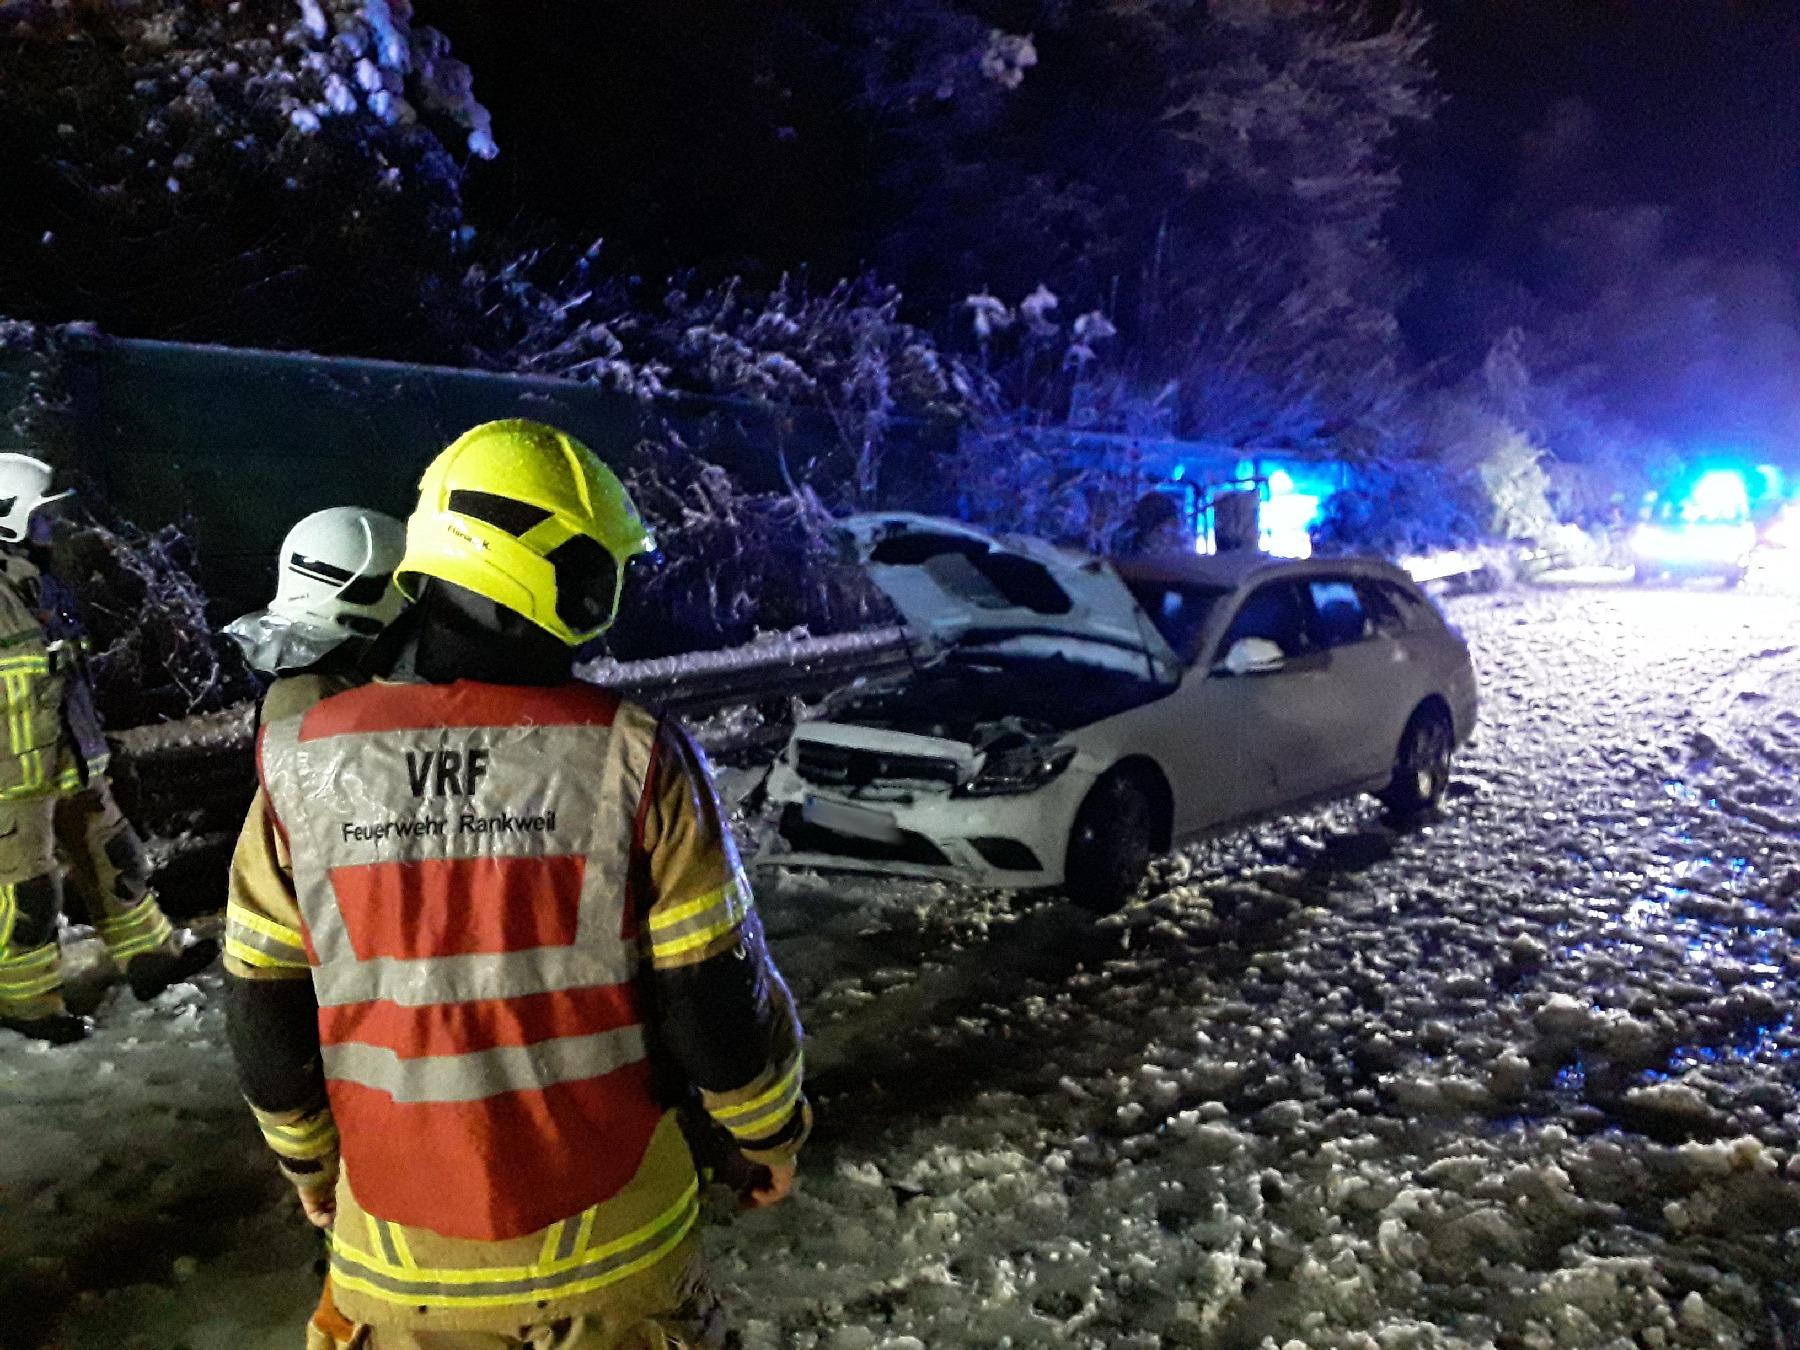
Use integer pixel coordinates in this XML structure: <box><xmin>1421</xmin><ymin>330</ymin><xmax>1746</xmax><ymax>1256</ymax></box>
<box><xmin>837</xmin><ymin>0</ymin><xmax>1434</xmax><ymax>454</ymax></box>
<box><xmin>0</xmin><ymin>0</ymin><xmax>495</xmax><ymax>357</ymax></box>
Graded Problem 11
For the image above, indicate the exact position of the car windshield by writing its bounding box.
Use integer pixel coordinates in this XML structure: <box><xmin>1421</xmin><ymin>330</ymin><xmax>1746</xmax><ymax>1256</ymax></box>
<box><xmin>1122</xmin><ymin>578</ymin><xmax>1230</xmax><ymax>663</ymax></box>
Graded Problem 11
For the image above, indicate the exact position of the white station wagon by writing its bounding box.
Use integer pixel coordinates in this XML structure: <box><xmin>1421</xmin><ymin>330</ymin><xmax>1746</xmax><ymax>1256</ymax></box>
<box><xmin>758</xmin><ymin>515</ymin><xmax>1479</xmax><ymax>911</ymax></box>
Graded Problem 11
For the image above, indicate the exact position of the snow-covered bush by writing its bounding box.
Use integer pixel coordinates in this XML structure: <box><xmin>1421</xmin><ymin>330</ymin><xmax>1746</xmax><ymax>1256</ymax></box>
<box><xmin>938</xmin><ymin>426</ymin><xmax>1159</xmax><ymax>555</ymax></box>
<box><xmin>606</xmin><ymin>436</ymin><xmax>888</xmax><ymax>660</ymax></box>
<box><xmin>1312</xmin><ymin>461</ymin><xmax>1488</xmax><ymax>559</ymax></box>
<box><xmin>0</xmin><ymin>0</ymin><xmax>493</xmax><ymax>357</ymax></box>
<box><xmin>53</xmin><ymin>516</ymin><xmax>258</xmax><ymax>727</ymax></box>
<box><xmin>930</xmin><ymin>283</ymin><xmax>1163</xmax><ymax>551</ymax></box>
<box><xmin>1477</xmin><ymin>429</ymin><xmax>1558</xmax><ymax>543</ymax></box>
<box><xmin>475</xmin><ymin>259</ymin><xmax>985</xmax><ymax>509</ymax></box>
<box><xmin>476</xmin><ymin>262</ymin><xmax>997</xmax><ymax>651</ymax></box>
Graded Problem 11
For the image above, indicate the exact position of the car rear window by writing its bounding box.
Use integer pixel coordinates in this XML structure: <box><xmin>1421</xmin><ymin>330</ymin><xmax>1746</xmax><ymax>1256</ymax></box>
<box><xmin>870</xmin><ymin>534</ymin><xmax>1075</xmax><ymax>614</ymax></box>
<box><xmin>1353</xmin><ymin>580</ymin><xmax>1398</xmax><ymax>635</ymax></box>
<box><xmin>1374</xmin><ymin>579</ymin><xmax>1435</xmax><ymax>631</ymax></box>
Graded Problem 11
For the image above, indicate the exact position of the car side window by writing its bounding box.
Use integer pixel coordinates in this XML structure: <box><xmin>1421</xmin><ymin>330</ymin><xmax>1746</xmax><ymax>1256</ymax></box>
<box><xmin>1221</xmin><ymin>581</ymin><xmax>1314</xmax><ymax>660</ymax></box>
<box><xmin>1357</xmin><ymin>579</ymin><xmax>1408</xmax><ymax>637</ymax></box>
<box><xmin>1306</xmin><ymin>578</ymin><xmax>1369</xmax><ymax>648</ymax></box>
<box><xmin>1378</xmin><ymin>579</ymin><xmax>1433</xmax><ymax>631</ymax></box>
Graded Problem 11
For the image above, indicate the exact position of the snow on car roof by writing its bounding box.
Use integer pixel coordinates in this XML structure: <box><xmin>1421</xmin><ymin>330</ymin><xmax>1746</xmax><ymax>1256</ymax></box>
<box><xmin>1111</xmin><ymin>551</ymin><xmax>1411</xmax><ymax>590</ymax></box>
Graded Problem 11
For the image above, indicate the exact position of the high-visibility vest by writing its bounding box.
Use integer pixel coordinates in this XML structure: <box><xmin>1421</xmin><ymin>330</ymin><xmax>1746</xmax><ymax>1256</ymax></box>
<box><xmin>259</xmin><ymin>678</ymin><xmax>667</xmax><ymax>1242</ymax></box>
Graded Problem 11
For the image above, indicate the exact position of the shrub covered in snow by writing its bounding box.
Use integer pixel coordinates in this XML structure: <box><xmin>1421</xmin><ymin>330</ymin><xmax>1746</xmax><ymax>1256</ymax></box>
<box><xmin>605</xmin><ymin>436</ymin><xmax>889</xmax><ymax>661</ymax></box>
<box><xmin>53</xmin><ymin>514</ymin><xmax>259</xmax><ymax>727</ymax></box>
<box><xmin>47</xmin><ymin>528</ymin><xmax>284</xmax><ymax>731</ymax></box>
<box><xmin>938</xmin><ymin>426</ymin><xmax>1161</xmax><ymax>556</ymax></box>
<box><xmin>1312</xmin><ymin>460</ymin><xmax>1489</xmax><ymax>559</ymax></box>
<box><xmin>473</xmin><ymin>258</ymin><xmax>986</xmax><ymax>510</ymax></box>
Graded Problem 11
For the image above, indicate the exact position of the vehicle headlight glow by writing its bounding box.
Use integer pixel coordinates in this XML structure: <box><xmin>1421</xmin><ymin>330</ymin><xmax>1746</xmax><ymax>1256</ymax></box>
<box><xmin>1631</xmin><ymin>521</ymin><xmax>1755</xmax><ymax>564</ymax></box>
<box><xmin>959</xmin><ymin>742</ymin><xmax>1077</xmax><ymax>797</ymax></box>
<box><xmin>1683</xmin><ymin>469</ymin><xmax>1752</xmax><ymax>523</ymax></box>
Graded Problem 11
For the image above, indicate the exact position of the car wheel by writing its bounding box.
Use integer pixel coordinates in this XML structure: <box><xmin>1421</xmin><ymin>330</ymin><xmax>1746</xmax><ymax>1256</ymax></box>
<box><xmin>1064</xmin><ymin>772</ymin><xmax>1156</xmax><ymax>915</ymax></box>
<box><xmin>1381</xmin><ymin>705</ymin><xmax>1454</xmax><ymax>820</ymax></box>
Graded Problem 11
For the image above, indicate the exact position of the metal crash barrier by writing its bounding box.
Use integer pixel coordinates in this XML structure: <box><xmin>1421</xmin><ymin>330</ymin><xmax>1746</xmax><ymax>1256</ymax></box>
<box><xmin>109</xmin><ymin>626</ymin><xmax>915</xmax><ymax>918</ymax></box>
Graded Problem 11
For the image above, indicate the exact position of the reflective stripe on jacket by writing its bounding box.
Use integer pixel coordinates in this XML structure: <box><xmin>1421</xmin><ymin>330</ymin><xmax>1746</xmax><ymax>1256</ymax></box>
<box><xmin>0</xmin><ymin>553</ymin><xmax>89</xmax><ymax>800</ymax></box>
<box><xmin>258</xmin><ymin>680</ymin><xmax>670</xmax><ymax>1244</ymax></box>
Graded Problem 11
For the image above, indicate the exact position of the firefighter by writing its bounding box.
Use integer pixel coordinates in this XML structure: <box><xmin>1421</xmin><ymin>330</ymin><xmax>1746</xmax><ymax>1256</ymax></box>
<box><xmin>224</xmin><ymin>506</ymin><xmax>409</xmax><ymax>723</ymax></box>
<box><xmin>226</xmin><ymin>420</ymin><xmax>807</xmax><ymax>1348</ymax></box>
<box><xmin>0</xmin><ymin>454</ymin><xmax>219</xmax><ymax>1044</ymax></box>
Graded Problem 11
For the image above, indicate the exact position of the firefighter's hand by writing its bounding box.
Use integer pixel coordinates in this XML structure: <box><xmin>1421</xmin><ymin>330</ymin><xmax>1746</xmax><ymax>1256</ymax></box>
<box><xmin>742</xmin><ymin>1160</ymin><xmax>796</xmax><ymax>1210</ymax></box>
<box><xmin>298</xmin><ymin>1185</ymin><xmax>337</xmax><ymax>1229</ymax></box>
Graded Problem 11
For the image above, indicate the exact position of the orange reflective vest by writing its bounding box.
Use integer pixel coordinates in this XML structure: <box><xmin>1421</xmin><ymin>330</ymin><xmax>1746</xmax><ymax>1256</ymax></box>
<box><xmin>259</xmin><ymin>679</ymin><xmax>666</xmax><ymax>1242</ymax></box>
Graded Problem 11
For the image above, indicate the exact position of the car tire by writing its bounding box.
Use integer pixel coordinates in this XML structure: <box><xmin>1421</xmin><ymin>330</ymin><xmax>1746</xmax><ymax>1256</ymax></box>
<box><xmin>1381</xmin><ymin>704</ymin><xmax>1454</xmax><ymax>820</ymax></box>
<box><xmin>1064</xmin><ymin>772</ymin><xmax>1156</xmax><ymax>916</ymax></box>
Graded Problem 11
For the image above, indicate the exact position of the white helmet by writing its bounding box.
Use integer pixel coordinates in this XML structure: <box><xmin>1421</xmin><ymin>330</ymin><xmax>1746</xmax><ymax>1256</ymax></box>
<box><xmin>0</xmin><ymin>454</ymin><xmax>72</xmax><ymax>543</ymax></box>
<box><xmin>270</xmin><ymin>506</ymin><xmax>407</xmax><ymax>636</ymax></box>
<box><xmin>226</xmin><ymin>507</ymin><xmax>407</xmax><ymax>676</ymax></box>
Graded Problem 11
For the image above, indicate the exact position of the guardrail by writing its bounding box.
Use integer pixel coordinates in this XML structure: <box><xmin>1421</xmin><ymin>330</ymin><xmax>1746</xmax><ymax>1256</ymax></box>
<box><xmin>110</xmin><ymin>626</ymin><xmax>917</xmax><ymax>917</ymax></box>
<box><xmin>1398</xmin><ymin>544</ymin><xmax>1577</xmax><ymax>592</ymax></box>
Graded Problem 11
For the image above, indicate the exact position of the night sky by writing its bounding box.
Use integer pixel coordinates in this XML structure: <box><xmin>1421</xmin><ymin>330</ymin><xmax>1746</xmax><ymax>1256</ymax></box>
<box><xmin>1402</xmin><ymin>1</ymin><xmax>1800</xmax><ymax>265</ymax></box>
<box><xmin>421</xmin><ymin>1</ymin><xmax>1800</xmax><ymax>311</ymax></box>
<box><xmin>418</xmin><ymin>1</ymin><xmax>864</xmax><ymax>281</ymax></box>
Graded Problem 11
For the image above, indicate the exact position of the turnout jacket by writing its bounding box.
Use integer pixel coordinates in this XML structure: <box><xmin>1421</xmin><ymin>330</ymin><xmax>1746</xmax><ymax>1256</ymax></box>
<box><xmin>225</xmin><ymin>678</ymin><xmax>807</xmax><ymax>1333</ymax></box>
<box><xmin>0</xmin><ymin>550</ymin><xmax>107</xmax><ymax>802</ymax></box>
<box><xmin>0</xmin><ymin>549</ymin><xmax>106</xmax><ymax>800</ymax></box>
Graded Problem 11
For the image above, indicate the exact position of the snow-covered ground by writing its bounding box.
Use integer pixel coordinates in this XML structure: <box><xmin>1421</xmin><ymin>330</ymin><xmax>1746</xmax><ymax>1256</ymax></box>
<box><xmin>6</xmin><ymin>585</ymin><xmax>1800</xmax><ymax>1348</ymax></box>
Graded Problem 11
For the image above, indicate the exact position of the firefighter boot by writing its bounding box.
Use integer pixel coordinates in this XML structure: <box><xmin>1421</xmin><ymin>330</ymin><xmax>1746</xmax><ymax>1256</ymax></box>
<box><xmin>126</xmin><ymin>936</ymin><xmax>221</xmax><ymax>1001</ymax></box>
<box><xmin>0</xmin><ymin>1012</ymin><xmax>91</xmax><ymax>1044</ymax></box>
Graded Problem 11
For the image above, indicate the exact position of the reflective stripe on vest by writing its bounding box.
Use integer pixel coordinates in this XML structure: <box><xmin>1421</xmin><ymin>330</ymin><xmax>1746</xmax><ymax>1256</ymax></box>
<box><xmin>259</xmin><ymin>680</ymin><xmax>665</xmax><ymax>1242</ymax></box>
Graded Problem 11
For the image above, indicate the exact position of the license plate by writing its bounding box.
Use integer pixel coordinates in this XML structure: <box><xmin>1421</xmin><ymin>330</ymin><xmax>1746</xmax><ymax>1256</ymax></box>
<box><xmin>803</xmin><ymin>796</ymin><xmax>903</xmax><ymax>844</ymax></box>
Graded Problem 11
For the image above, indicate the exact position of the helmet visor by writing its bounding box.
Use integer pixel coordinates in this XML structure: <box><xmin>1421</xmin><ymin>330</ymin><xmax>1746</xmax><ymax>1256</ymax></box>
<box><xmin>545</xmin><ymin>534</ymin><xmax>622</xmax><ymax>638</ymax></box>
<box><xmin>338</xmin><ymin>570</ymin><xmax>395</xmax><ymax>607</ymax></box>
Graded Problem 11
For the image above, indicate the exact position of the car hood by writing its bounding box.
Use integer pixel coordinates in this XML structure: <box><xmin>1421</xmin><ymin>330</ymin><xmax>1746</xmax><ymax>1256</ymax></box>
<box><xmin>839</xmin><ymin>513</ymin><xmax>1181</xmax><ymax>683</ymax></box>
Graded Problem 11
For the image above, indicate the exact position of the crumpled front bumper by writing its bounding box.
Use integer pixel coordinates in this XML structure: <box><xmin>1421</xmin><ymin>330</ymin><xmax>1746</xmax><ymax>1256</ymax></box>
<box><xmin>755</xmin><ymin>757</ymin><xmax>1096</xmax><ymax>889</ymax></box>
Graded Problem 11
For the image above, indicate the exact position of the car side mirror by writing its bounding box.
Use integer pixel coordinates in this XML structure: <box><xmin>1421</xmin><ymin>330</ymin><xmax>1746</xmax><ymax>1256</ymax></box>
<box><xmin>1214</xmin><ymin>636</ymin><xmax>1287</xmax><ymax>677</ymax></box>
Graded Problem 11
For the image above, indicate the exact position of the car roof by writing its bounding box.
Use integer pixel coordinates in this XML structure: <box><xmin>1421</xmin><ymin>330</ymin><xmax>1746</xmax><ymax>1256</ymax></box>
<box><xmin>1111</xmin><ymin>551</ymin><xmax>1416</xmax><ymax>591</ymax></box>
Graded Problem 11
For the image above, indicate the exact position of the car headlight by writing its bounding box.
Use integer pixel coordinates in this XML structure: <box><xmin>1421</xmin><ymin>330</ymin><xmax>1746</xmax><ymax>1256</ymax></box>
<box><xmin>959</xmin><ymin>743</ymin><xmax>1077</xmax><ymax>797</ymax></box>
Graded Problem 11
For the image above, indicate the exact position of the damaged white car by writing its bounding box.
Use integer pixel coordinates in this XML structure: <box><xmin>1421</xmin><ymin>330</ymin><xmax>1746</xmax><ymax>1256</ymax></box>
<box><xmin>758</xmin><ymin>515</ymin><xmax>1479</xmax><ymax>911</ymax></box>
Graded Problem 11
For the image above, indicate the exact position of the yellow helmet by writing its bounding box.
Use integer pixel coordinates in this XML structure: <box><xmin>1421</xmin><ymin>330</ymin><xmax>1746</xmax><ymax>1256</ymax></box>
<box><xmin>397</xmin><ymin>420</ymin><xmax>655</xmax><ymax>646</ymax></box>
